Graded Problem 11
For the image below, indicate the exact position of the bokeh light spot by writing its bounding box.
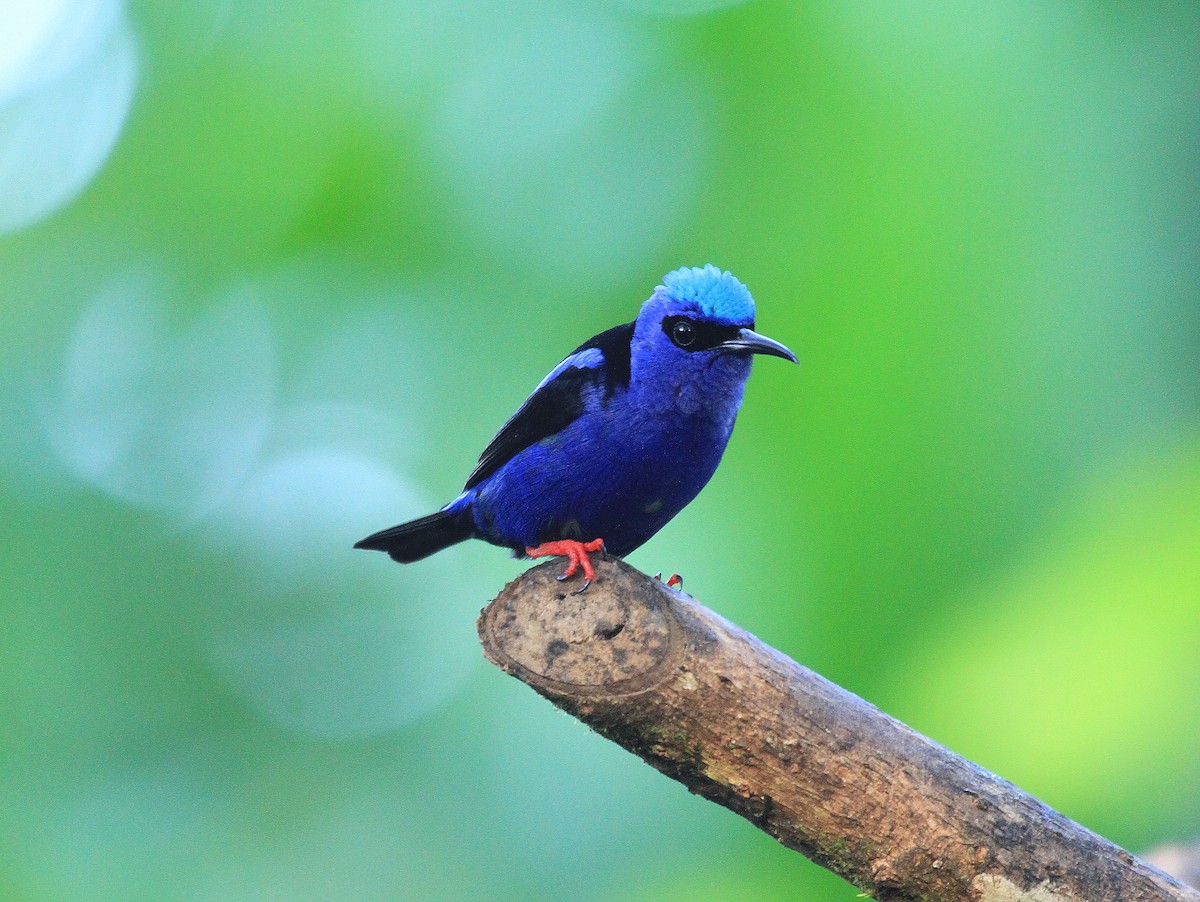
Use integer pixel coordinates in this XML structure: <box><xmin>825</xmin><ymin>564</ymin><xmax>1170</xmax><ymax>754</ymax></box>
<box><xmin>42</xmin><ymin>275</ymin><xmax>277</xmax><ymax>523</ymax></box>
<box><xmin>0</xmin><ymin>0</ymin><xmax>122</xmax><ymax>104</ymax></box>
<box><xmin>204</xmin><ymin>448</ymin><xmax>481</xmax><ymax>737</ymax></box>
<box><xmin>205</xmin><ymin>595</ymin><xmax>474</xmax><ymax>740</ymax></box>
<box><xmin>0</xmin><ymin>2</ymin><xmax>136</xmax><ymax>234</ymax></box>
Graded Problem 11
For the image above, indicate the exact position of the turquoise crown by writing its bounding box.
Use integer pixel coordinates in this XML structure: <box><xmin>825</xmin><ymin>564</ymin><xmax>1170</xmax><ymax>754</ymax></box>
<box><xmin>660</xmin><ymin>265</ymin><xmax>755</xmax><ymax>324</ymax></box>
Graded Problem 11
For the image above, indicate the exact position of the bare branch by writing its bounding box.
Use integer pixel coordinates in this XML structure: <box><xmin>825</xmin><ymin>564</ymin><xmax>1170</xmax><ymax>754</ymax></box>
<box><xmin>478</xmin><ymin>558</ymin><xmax>1199</xmax><ymax>902</ymax></box>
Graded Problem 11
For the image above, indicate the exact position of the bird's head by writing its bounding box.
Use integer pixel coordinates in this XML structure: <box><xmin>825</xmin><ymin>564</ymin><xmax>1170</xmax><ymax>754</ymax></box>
<box><xmin>633</xmin><ymin>265</ymin><xmax>797</xmax><ymax>373</ymax></box>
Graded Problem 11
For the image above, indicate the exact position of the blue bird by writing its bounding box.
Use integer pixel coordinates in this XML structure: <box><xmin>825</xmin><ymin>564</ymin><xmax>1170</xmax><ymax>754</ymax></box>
<box><xmin>355</xmin><ymin>265</ymin><xmax>796</xmax><ymax>589</ymax></box>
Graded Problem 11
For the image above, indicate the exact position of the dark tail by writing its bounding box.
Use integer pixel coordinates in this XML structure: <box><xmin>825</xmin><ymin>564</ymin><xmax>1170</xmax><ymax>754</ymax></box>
<box><xmin>354</xmin><ymin>509</ymin><xmax>474</xmax><ymax>563</ymax></box>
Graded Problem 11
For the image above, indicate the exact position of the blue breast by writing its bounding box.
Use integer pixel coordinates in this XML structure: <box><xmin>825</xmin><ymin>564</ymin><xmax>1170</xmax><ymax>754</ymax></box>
<box><xmin>467</xmin><ymin>354</ymin><xmax>749</xmax><ymax>556</ymax></box>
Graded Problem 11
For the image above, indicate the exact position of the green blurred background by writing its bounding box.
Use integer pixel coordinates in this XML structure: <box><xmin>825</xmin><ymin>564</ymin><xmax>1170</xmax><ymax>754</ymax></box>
<box><xmin>1</xmin><ymin>0</ymin><xmax>1197</xmax><ymax>899</ymax></box>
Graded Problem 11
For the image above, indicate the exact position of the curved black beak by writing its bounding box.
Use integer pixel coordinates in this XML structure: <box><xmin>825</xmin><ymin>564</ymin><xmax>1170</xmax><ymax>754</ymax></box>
<box><xmin>720</xmin><ymin>327</ymin><xmax>798</xmax><ymax>363</ymax></box>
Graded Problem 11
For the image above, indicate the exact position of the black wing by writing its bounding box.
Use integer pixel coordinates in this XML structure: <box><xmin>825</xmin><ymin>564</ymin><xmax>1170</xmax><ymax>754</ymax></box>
<box><xmin>463</xmin><ymin>321</ymin><xmax>634</xmax><ymax>490</ymax></box>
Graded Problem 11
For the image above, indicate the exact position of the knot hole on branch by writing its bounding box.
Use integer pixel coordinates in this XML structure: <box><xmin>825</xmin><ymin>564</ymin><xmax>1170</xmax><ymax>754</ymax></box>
<box><xmin>595</xmin><ymin>621</ymin><xmax>625</xmax><ymax>640</ymax></box>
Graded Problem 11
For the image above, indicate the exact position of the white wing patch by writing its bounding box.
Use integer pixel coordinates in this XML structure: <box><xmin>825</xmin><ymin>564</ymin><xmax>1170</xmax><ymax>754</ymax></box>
<box><xmin>535</xmin><ymin>346</ymin><xmax>605</xmax><ymax>390</ymax></box>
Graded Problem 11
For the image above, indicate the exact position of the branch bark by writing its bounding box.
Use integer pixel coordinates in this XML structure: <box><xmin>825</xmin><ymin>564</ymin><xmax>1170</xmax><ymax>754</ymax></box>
<box><xmin>477</xmin><ymin>558</ymin><xmax>1199</xmax><ymax>902</ymax></box>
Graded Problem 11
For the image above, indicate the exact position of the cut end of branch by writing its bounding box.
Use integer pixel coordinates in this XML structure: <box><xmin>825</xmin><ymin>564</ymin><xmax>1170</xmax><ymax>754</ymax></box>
<box><xmin>479</xmin><ymin>558</ymin><xmax>685</xmax><ymax>698</ymax></box>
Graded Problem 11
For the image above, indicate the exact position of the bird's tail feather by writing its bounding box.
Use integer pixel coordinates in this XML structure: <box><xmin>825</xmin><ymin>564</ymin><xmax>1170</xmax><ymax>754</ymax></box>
<box><xmin>354</xmin><ymin>509</ymin><xmax>473</xmax><ymax>563</ymax></box>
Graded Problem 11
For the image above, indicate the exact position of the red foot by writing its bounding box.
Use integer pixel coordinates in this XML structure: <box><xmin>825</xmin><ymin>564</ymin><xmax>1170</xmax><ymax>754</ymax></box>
<box><xmin>653</xmin><ymin>571</ymin><xmax>684</xmax><ymax>589</ymax></box>
<box><xmin>525</xmin><ymin>538</ymin><xmax>605</xmax><ymax>584</ymax></box>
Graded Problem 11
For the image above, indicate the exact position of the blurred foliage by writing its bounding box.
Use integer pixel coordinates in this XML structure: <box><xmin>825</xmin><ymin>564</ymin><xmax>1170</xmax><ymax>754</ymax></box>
<box><xmin>0</xmin><ymin>0</ymin><xmax>1197</xmax><ymax>899</ymax></box>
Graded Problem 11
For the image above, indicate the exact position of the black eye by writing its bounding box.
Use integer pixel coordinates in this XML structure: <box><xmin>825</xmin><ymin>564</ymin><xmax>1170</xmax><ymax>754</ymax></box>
<box><xmin>671</xmin><ymin>319</ymin><xmax>696</xmax><ymax>348</ymax></box>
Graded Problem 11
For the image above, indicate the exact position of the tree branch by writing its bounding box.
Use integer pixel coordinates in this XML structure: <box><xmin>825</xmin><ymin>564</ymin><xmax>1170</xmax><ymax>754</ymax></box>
<box><xmin>477</xmin><ymin>558</ymin><xmax>1199</xmax><ymax>902</ymax></box>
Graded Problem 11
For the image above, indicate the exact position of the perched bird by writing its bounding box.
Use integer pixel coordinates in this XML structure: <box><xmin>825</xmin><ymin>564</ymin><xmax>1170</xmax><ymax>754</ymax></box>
<box><xmin>355</xmin><ymin>265</ymin><xmax>796</xmax><ymax>590</ymax></box>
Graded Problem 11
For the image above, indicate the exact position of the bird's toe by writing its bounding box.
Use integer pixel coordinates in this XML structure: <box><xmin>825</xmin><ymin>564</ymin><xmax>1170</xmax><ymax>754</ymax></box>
<box><xmin>525</xmin><ymin>537</ymin><xmax>604</xmax><ymax>585</ymax></box>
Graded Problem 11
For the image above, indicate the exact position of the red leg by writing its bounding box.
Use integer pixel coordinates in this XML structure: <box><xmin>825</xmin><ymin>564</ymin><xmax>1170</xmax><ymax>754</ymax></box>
<box><xmin>525</xmin><ymin>538</ymin><xmax>605</xmax><ymax>584</ymax></box>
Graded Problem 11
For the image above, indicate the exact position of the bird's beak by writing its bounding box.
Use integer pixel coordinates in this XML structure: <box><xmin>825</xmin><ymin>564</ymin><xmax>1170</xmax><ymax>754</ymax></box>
<box><xmin>720</xmin><ymin>328</ymin><xmax>798</xmax><ymax>363</ymax></box>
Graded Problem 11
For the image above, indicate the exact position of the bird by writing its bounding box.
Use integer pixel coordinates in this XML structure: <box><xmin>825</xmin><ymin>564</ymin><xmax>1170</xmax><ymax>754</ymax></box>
<box><xmin>355</xmin><ymin>265</ymin><xmax>796</xmax><ymax>591</ymax></box>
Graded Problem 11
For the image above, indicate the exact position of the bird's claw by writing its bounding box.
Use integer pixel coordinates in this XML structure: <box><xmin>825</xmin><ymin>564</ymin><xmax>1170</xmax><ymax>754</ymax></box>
<box><xmin>526</xmin><ymin>538</ymin><xmax>605</xmax><ymax>589</ymax></box>
<box><xmin>653</xmin><ymin>571</ymin><xmax>684</xmax><ymax>589</ymax></box>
